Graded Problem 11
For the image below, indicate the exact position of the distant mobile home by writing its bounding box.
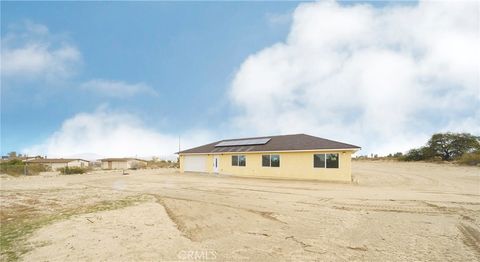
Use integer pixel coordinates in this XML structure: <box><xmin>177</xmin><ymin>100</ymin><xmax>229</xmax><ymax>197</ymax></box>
<box><xmin>100</xmin><ymin>158</ymin><xmax>147</xmax><ymax>170</ymax></box>
<box><xmin>25</xmin><ymin>158</ymin><xmax>90</xmax><ymax>171</ymax></box>
<box><xmin>177</xmin><ymin>134</ymin><xmax>360</xmax><ymax>182</ymax></box>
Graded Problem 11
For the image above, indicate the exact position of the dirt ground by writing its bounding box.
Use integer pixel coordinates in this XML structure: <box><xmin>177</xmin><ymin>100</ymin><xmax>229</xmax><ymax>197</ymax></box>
<box><xmin>1</xmin><ymin>161</ymin><xmax>479</xmax><ymax>261</ymax></box>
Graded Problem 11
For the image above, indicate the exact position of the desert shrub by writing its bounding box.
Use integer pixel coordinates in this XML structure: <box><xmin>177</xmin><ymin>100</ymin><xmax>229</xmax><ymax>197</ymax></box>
<box><xmin>58</xmin><ymin>167</ymin><xmax>89</xmax><ymax>175</ymax></box>
<box><xmin>130</xmin><ymin>161</ymin><xmax>147</xmax><ymax>170</ymax></box>
<box><xmin>401</xmin><ymin>147</ymin><xmax>430</xmax><ymax>161</ymax></box>
<box><xmin>457</xmin><ymin>152</ymin><xmax>480</xmax><ymax>166</ymax></box>
<box><xmin>0</xmin><ymin>160</ymin><xmax>48</xmax><ymax>176</ymax></box>
<box><xmin>393</xmin><ymin>152</ymin><xmax>403</xmax><ymax>158</ymax></box>
<box><xmin>147</xmin><ymin>160</ymin><xmax>179</xmax><ymax>168</ymax></box>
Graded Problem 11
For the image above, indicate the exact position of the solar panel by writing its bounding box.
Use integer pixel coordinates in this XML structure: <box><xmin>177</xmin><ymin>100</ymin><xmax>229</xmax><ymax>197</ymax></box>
<box><xmin>215</xmin><ymin>138</ymin><xmax>271</xmax><ymax>147</ymax></box>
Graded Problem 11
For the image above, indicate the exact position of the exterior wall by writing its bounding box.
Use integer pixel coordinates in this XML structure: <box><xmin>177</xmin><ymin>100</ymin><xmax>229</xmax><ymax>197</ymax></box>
<box><xmin>101</xmin><ymin>160</ymin><xmax>147</xmax><ymax>170</ymax></box>
<box><xmin>179</xmin><ymin>151</ymin><xmax>353</xmax><ymax>182</ymax></box>
<box><xmin>179</xmin><ymin>155</ymin><xmax>185</xmax><ymax>173</ymax></box>
<box><xmin>102</xmin><ymin>161</ymin><xmax>128</xmax><ymax>170</ymax></box>
<box><xmin>49</xmin><ymin>162</ymin><xmax>68</xmax><ymax>170</ymax></box>
<box><xmin>68</xmin><ymin>160</ymin><xmax>89</xmax><ymax>168</ymax></box>
<box><xmin>47</xmin><ymin>160</ymin><xmax>89</xmax><ymax>170</ymax></box>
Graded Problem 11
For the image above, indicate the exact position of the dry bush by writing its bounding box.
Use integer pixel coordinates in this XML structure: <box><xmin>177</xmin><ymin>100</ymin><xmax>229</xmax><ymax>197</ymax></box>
<box><xmin>0</xmin><ymin>160</ymin><xmax>48</xmax><ymax>176</ymax></box>
<box><xmin>457</xmin><ymin>152</ymin><xmax>480</xmax><ymax>166</ymax></box>
<box><xmin>147</xmin><ymin>160</ymin><xmax>179</xmax><ymax>168</ymax></box>
<box><xmin>58</xmin><ymin>167</ymin><xmax>90</xmax><ymax>175</ymax></box>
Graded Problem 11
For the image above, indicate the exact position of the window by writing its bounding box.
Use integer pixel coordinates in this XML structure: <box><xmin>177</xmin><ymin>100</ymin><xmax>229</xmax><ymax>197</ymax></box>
<box><xmin>314</xmin><ymin>153</ymin><xmax>339</xmax><ymax>168</ymax></box>
<box><xmin>262</xmin><ymin>154</ymin><xmax>280</xmax><ymax>167</ymax></box>
<box><xmin>313</xmin><ymin>154</ymin><xmax>325</xmax><ymax>168</ymax></box>
<box><xmin>232</xmin><ymin>155</ymin><xmax>246</xmax><ymax>167</ymax></box>
<box><xmin>262</xmin><ymin>155</ymin><xmax>270</xmax><ymax>167</ymax></box>
<box><xmin>238</xmin><ymin>155</ymin><xmax>246</xmax><ymax>166</ymax></box>
<box><xmin>271</xmin><ymin>155</ymin><xmax>280</xmax><ymax>167</ymax></box>
<box><xmin>326</xmin><ymin>154</ymin><xmax>339</xmax><ymax>168</ymax></box>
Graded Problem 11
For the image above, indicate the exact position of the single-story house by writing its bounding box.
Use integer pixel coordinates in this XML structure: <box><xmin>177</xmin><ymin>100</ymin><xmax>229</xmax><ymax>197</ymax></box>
<box><xmin>100</xmin><ymin>158</ymin><xmax>147</xmax><ymax>170</ymax></box>
<box><xmin>177</xmin><ymin>134</ymin><xmax>360</xmax><ymax>182</ymax></box>
<box><xmin>25</xmin><ymin>158</ymin><xmax>90</xmax><ymax>171</ymax></box>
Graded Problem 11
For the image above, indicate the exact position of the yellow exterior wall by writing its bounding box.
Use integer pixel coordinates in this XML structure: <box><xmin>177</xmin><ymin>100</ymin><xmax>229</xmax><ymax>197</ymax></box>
<box><xmin>180</xmin><ymin>150</ymin><xmax>353</xmax><ymax>182</ymax></box>
<box><xmin>179</xmin><ymin>155</ymin><xmax>185</xmax><ymax>173</ymax></box>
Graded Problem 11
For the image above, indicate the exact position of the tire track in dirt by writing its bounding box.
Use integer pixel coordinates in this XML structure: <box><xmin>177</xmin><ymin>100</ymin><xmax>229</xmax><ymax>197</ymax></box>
<box><xmin>151</xmin><ymin>195</ymin><xmax>196</xmax><ymax>241</ymax></box>
<box><xmin>296</xmin><ymin>198</ymin><xmax>333</xmax><ymax>207</ymax></box>
<box><xmin>330</xmin><ymin>203</ymin><xmax>446</xmax><ymax>215</ymax></box>
<box><xmin>457</xmin><ymin>223</ymin><xmax>480</xmax><ymax>256</ymax></box>
<box><xmin>285</xmin><ymin>235</ymin><xmax>326</xmax><ymax>255</ymax></box>
<box><xmin>149</xmin><ymin>194</ymin><xmax>285</xmax><ymax>224</ymax></box>
<box><xmin>78</xmin><ymin>184</ymin><xmax>288</xmax><ymax>225</ymax></box>
<box><xmin>147</xmin><ymin>193</ymin><xmax>286</xmax><ymax>242</ymax></box>
<box><xmin>328</xmin><ymin>198</ymin><xmax>480</xmax><ymax>215</ymax></box>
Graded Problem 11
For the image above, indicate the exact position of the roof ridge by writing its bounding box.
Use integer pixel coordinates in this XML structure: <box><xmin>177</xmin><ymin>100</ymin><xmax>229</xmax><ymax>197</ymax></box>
<box><xmin>178</xmin><ymin>134</ymin><xmax>360</xmax><ymax>154</ymax></box>
<box><xmin>220</xmin><ymin>133</ymin><xmax>305</xmax><ymax>142</ymax></box>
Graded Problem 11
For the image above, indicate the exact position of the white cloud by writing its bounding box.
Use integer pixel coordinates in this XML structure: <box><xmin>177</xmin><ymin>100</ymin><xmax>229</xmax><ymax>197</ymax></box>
<box><xmin>80</xmin><ymin>79</ymin><xmax>158</xmax><ymax>98</ymax></box>
<box><xmin>229</xmin><ymin>1</ymin><xmax>480</xmax><ymax>155</ymax></box>
<box><xmin>23</xmin><ymin>108</ymin><xmax>212</xmax><ymax>160</ymax></box>
<box><xmin>1</xmin><ymin>21</ymin><xmax>81</xmax><ymax>80</ymax></box>
<box><xmin>266</xmin><ymin>12</ymin><xmax>292</xmax><ymax>26</ymax></box>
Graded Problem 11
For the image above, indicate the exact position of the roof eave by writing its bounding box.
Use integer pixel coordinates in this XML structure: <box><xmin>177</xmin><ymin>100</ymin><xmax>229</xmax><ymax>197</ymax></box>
<box><xmin>178</xmin><ymin>147</ymin><xmax>361</xmax><ymax>155</ymax></box>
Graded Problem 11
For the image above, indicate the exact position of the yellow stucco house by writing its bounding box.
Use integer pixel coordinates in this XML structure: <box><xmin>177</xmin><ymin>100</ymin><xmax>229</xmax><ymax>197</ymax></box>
<box><xmin>177</xmin><ymin>134</ymin><xmax>360</xmax><ymax>182</ymax></box>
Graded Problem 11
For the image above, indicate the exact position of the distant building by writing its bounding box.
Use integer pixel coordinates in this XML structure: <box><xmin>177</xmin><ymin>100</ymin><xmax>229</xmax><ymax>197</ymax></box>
<box><xmin>25</xmin><ymin>158</ymin><xmax>90</xmax><ymax>171</ymax></box>
<box><xmin>2</xmin><ymin>155</ymin><xmax>43</xmax><ymax>161</ymax></box>
<box><xmin>100</xmin><ymin>158</ymin><xmax>147</xmax><ymax>170</ymax></box>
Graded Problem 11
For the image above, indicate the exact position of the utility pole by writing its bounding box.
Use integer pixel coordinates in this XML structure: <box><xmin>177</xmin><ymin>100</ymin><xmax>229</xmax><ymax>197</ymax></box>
<box><xmin>24</xmin><ymin>154</ymin><xmax>28</xmax><ymax>176</ymax></box>
<box><xmin>178</xmin><ymin>136</ymin><xmax>181</xmax><ymax>166</ymax></box>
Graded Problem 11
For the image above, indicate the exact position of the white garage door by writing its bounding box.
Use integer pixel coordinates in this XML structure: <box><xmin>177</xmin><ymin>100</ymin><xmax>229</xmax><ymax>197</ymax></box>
<box><xmin>184</xmin><ymin>155</ymin><xmax>207</xmax><ymax>172</ymax></box>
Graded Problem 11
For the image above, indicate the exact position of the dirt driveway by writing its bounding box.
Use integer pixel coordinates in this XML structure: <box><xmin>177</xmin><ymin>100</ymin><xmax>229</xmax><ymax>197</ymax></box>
<box><xmin>1</xmin><ymin>161</ymin><xmax>479</xmax><ymax>261</ymax></box>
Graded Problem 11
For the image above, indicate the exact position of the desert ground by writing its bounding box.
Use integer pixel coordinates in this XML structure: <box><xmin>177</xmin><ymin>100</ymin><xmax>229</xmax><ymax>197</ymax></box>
<box><xmin>1</xmin><ymin>161</ymin><xmax>479</xmax><ymax>261</ymax></box>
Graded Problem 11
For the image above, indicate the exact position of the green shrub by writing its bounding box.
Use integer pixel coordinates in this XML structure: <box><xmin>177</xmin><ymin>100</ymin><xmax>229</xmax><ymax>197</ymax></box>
<box><xmin>400</xmin><ymin>147</ymin><xmax>430</xmax><ymax>161</ymax></box>
<box><xmin>58</xmin><ymin>167</ymin><xmax>89</xmax><ymax>175</ymax></box>
<box><xmin>0</xmin><ymin>160</ymin><xmax>48</xmax><ymax>176</ymax></box>
<box><xmin>457</xmin><ymin>152</ymin><xmax>480</xmax><ymax>166</ymax></box>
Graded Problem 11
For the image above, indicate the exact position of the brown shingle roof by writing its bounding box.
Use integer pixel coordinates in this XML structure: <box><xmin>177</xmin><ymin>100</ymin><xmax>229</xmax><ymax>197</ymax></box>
<box><xmin>178</xmin><ymin>134</ymin><xmax>360</xmax><ymax>154</ymax></box>
<box><xmin>25</xmin><ymin>158</ymin><xmax>89</xmax><ymax>164</ymax></box>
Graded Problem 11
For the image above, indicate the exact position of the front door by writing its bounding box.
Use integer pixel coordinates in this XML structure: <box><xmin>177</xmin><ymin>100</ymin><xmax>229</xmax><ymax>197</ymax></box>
<box><xmin>213</xmin><ymin>155</ymin><xmax>220</xmax><ymax>173</ymax></box>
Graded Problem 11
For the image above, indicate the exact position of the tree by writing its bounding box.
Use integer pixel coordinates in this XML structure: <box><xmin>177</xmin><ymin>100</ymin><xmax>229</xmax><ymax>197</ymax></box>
<box><xmin>393</xmin><ymin>152</ymin><xmax>403</xmax><ymax>158</ymax></box>
<box><xmin>403</xmin><ymin>147</ymin><xmax>427</xmax><ymax>161</ymax></box>
<box><xmin>426</xmin><ymin>133</ymin><xmax>480</xmax><ymax>161</ymax></box>
<box><xmin>8</xmin><ymin>151</ymin><xmax>17</xmax><ymax>158</ymax></box>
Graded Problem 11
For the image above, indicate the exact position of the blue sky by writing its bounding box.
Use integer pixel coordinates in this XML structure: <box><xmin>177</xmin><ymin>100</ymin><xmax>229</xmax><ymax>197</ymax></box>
<box><xmin>1</xmin><ymin>1</ymin><xmax>478</xmax><ymax>158</ymax></box>
<box><xmin>1</xmin><ymin>2</ymin><xmax>297</xmax><ymax>155</ymax></box>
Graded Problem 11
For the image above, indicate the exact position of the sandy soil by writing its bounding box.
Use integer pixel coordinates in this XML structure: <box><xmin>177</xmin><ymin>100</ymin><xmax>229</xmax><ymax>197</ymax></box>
<box><xmin>1</xmin><ymin>162</ymin><xmax>479</xmax><ymax>261</ymax></box>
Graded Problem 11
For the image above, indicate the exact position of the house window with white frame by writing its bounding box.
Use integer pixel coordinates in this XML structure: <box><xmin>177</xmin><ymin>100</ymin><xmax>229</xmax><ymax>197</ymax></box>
<box><xmin>262</xmin><ymin>154</ymin><xmax>280</xmax><ymax>167</ymax></box>
<box><xmin>232</xmin><ymin>155</ymin><xmax>246</xmax><ymax>166</ymax></box>
<box><xmin>314</xmin><ymin>153</ymin><xmax>339</xmax><ymax>168</ymax></box>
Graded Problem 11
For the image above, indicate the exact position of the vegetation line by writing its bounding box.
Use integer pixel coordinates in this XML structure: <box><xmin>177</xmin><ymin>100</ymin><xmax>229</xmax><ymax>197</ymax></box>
<box><xmin>356</xmin><ymin>132</ymin><xmax>480</xmax><ymax>166</ymax></box>
<box><xmin>0</xmin><ymin>195</ymin><xmax>148</xmax><ymax>262</ymax></box>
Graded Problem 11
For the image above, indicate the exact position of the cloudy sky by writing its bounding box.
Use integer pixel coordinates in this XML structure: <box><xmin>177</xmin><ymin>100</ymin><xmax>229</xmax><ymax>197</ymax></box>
<box><xmin>1</xmin><ymin>1</ymin><xmax>479</xmax><ymax>159</ymax></box>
